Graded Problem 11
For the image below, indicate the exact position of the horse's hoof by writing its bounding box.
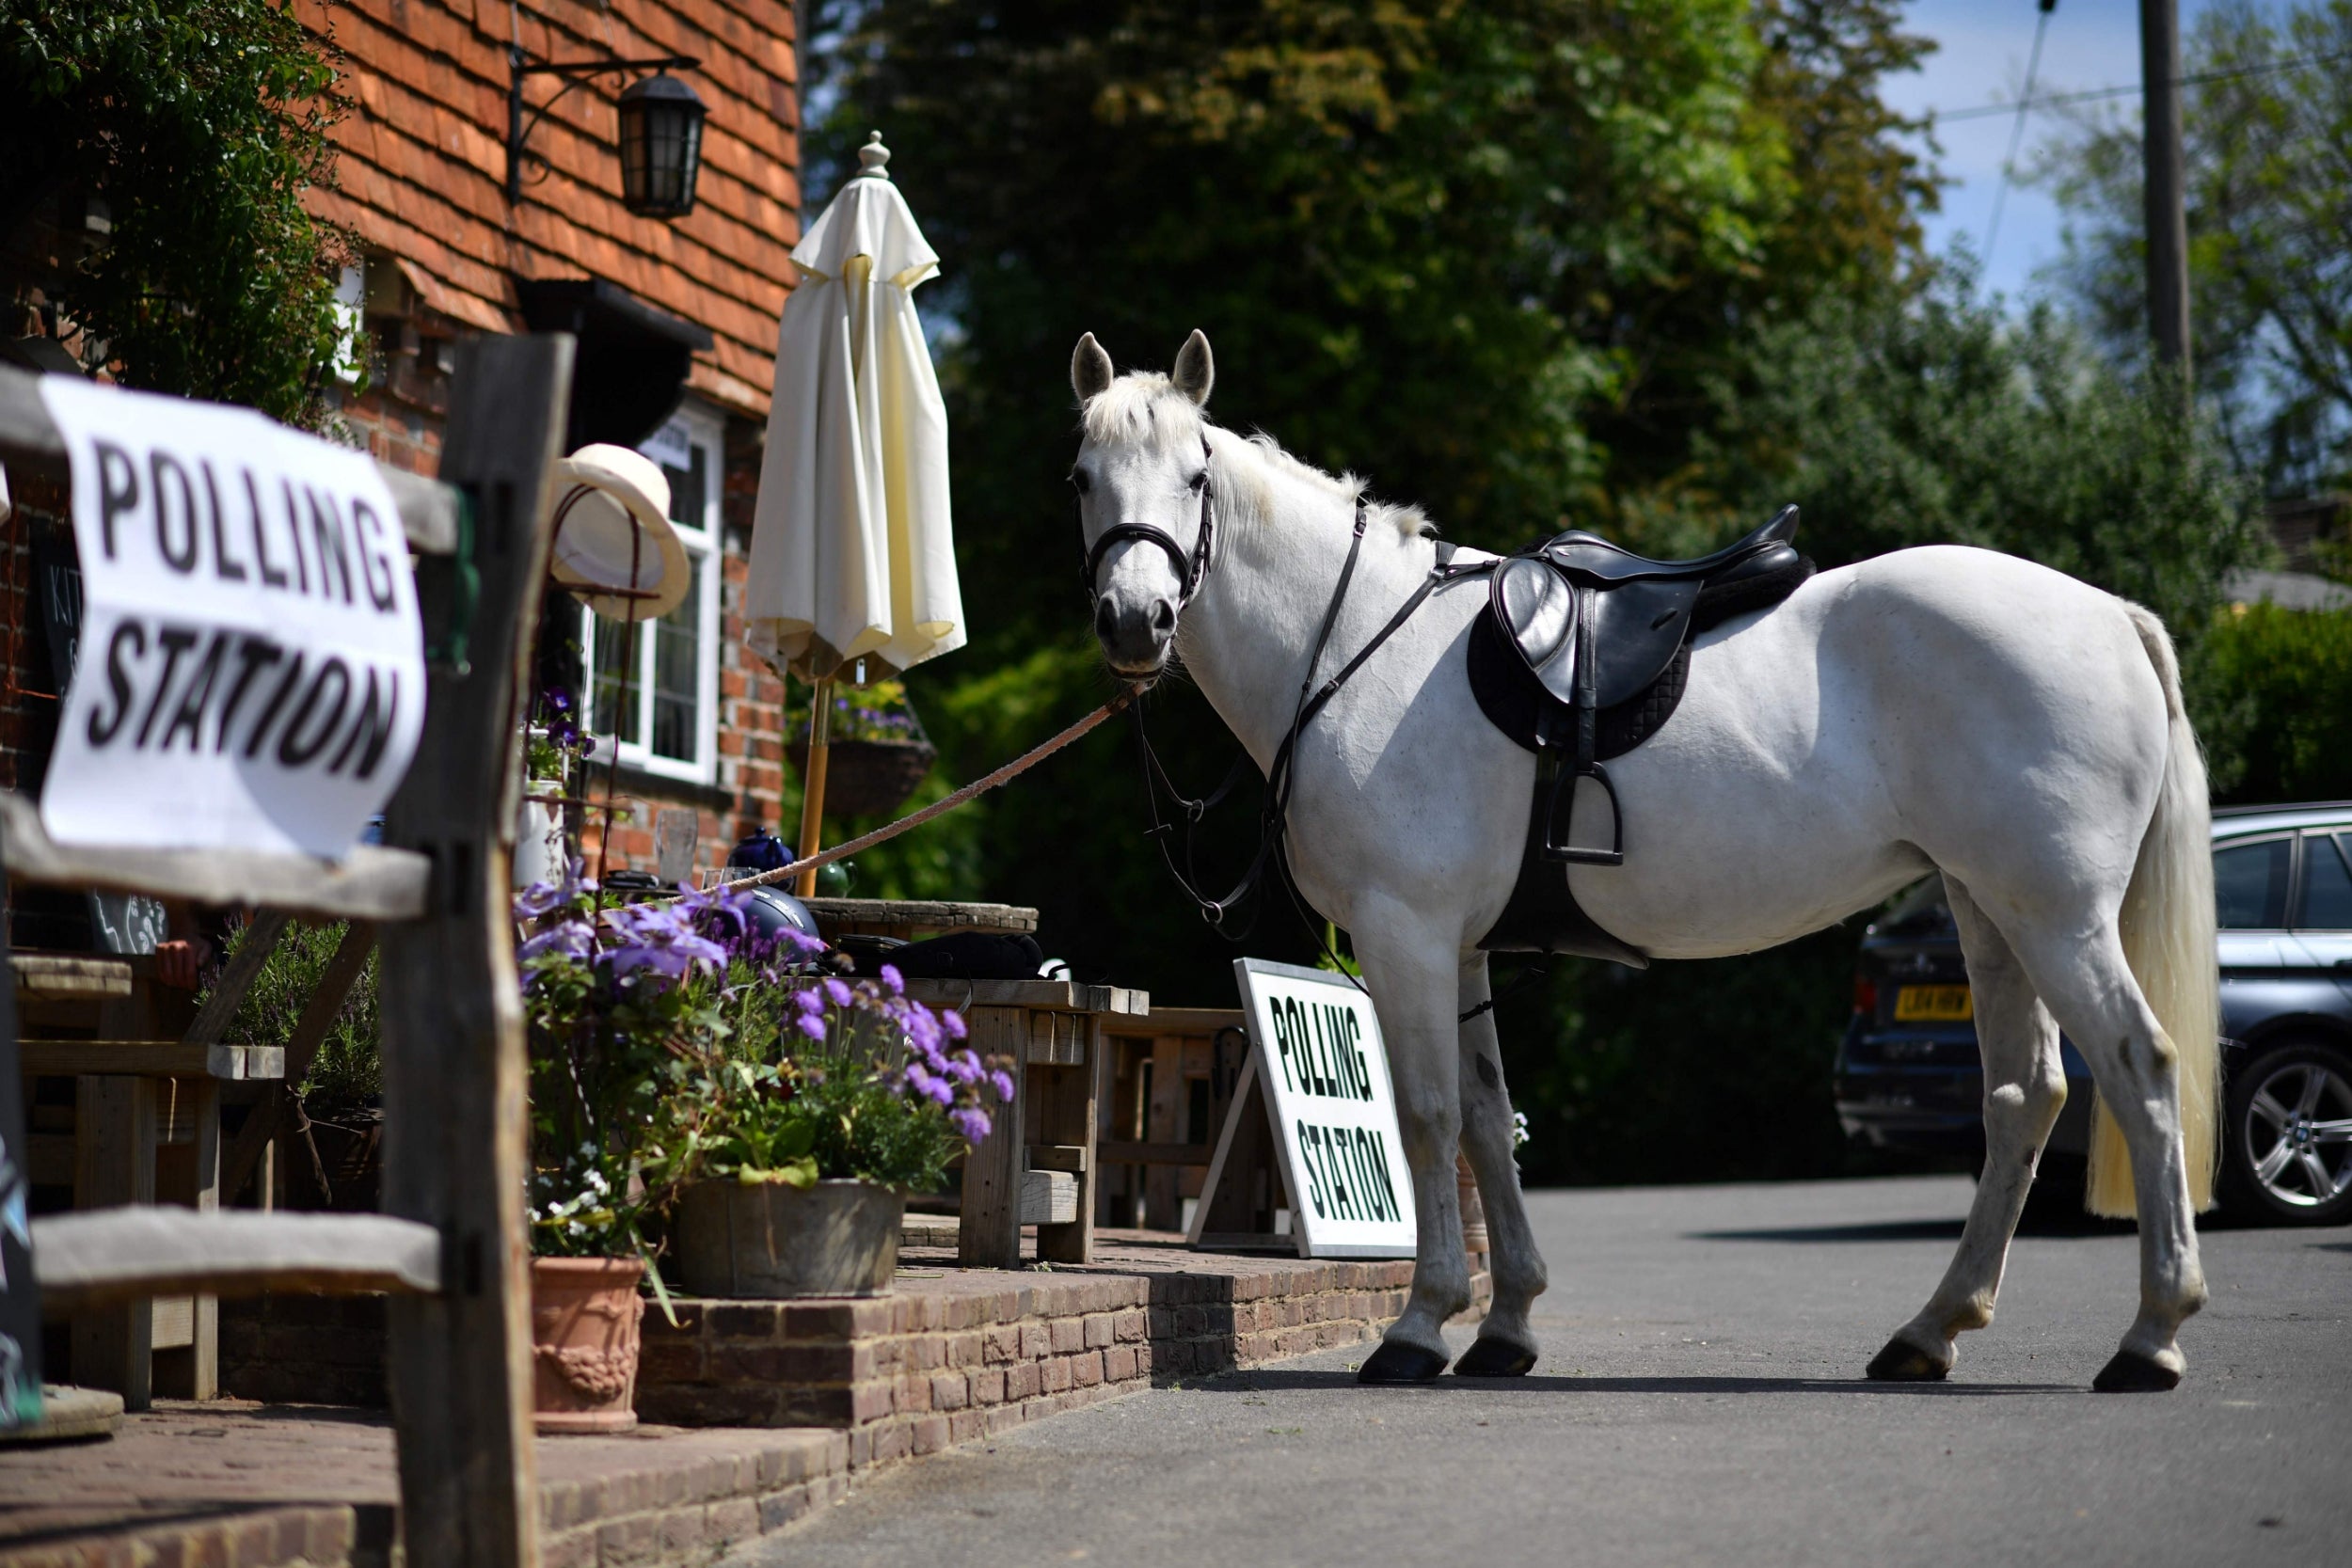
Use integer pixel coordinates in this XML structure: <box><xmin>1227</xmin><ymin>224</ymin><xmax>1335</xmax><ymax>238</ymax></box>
<box><xmin>1452</xmin><ymin>1337</ymin><xmax>1537</xmax><ymax>1377</ymax></box>
<box><xmin>1865</xmin><ymin>1337</ymin><xmax>1948</xmax><ymax>1382</ymax></box>
<box><xmin>2091</xmin><ymin>1349</ymin><xmax>2181</xmax><ymax>1393</ymax></box>
<box><xmin>1357</xmin><ymin>1340</ymin><xmax>1450</xmax><ymax>1384</ymax></box>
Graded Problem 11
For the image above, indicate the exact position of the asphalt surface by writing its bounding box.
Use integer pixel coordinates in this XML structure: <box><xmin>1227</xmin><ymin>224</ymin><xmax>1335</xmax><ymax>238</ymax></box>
<box><xmin>725</xmin><ymin>1176</ymin><xmax>2351</xmax><ymax>1568</ymax></box>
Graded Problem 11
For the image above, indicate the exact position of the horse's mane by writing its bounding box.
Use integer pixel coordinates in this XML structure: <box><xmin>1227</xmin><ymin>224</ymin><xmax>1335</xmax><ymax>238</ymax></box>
<box><xmin>1082</xmin><ymin>372</ymin><xmax>1431</xmax><ymax>542</ymax></box>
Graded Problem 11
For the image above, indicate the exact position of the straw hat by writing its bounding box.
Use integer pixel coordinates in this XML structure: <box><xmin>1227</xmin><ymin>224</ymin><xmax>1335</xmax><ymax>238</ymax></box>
<box><xmin>548</xmin><ymin>444</ymin><xmax>691</xmax><ymax>621</ymax></box>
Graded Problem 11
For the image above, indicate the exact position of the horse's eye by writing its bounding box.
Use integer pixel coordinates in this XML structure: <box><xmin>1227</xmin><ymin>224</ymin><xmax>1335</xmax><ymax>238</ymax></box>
<box><xmin>1071</xmin><ymin>469</ymin><xmax>1092</xmax><ymax>495</ymax></box>
<box><xmin>1187</xmin><ymin>469</ymin><xmax>1208</xmax><ymax>494</ymax></box>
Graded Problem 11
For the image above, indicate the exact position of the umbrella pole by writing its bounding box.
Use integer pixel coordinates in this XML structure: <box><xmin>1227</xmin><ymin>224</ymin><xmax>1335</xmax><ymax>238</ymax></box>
<box><xmin>794</xmin><ymin>674</ymin><xmax>834</xmax><ymax>897</ymax></box>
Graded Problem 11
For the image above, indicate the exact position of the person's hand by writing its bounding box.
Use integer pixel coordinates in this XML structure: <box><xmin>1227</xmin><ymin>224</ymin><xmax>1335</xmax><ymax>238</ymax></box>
<box><xmin>153</xmin><ymin>938</ymin><xmax>208</xmax><ymax>990</ymax></box>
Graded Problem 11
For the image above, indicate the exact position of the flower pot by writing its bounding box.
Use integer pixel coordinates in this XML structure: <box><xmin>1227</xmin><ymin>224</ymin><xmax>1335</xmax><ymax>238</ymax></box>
<box><xmin>675</xmin><ymin>1179</ymin><xmax>905</xmax><ymax>1298</ymax></box>
<box><xmin>530</xmin><ymin>1256</ymin><xmax>645</xmax><ymax>1433</ymax></box>
<box><xmin>786</xmin><ymin>738</ymin><xmax>937</xmax><ymax>820</ymax></box>
<box><xmin>514</xmin><ymin>783</ymin><xmax>567</xmax><ymax>890</ymax></box>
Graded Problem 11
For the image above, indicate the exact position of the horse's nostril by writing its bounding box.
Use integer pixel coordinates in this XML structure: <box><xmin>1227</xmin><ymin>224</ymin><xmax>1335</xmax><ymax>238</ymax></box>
<box><xmin>1094</xmin><ymin>598</ymin><xmax>1118</xmax><ymax>640</ymax></box>
<box><xmin>1150</xmin><ymin>599</ymin><xmax>1176</xmax><ymax>634</ymax></box>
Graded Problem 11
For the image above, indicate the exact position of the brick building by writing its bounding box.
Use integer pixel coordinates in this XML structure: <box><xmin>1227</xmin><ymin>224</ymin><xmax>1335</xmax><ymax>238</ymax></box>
<box><xmin>4</xmin><ymin>0</ymin><xmax>809</xmax><ymax>886</ymax></box>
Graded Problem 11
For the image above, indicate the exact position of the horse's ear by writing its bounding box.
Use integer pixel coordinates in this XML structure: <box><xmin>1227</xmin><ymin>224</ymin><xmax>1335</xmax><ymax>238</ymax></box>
<box><xmin>1171</xmin><ymin>329</ymin><xmax>1214</xmax><ymax>406</ymax></box>
<box><xmin>1072</xmin><ymin>333</ymin><xmax>1115</xmax><ymax>404</ymax></box>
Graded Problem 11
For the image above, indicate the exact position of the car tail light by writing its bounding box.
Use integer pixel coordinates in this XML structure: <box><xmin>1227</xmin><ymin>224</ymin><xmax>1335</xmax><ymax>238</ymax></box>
<box><xmin>1852</xmin><ymin>976</ymin><xmax>1878</xmax><ymax>1017</ymax></box>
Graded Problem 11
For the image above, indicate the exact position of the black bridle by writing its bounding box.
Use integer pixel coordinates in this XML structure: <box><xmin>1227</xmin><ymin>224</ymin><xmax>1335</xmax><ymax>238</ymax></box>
<box><xmin>1078</xmin><ymin>436</ymin><xmax>1218</xmax><ymax>606</ymax></box>
<box><xmin>1076</xmin><ymin>433</ymin><xmax>1490</xmax><ymax>962</ymax></box>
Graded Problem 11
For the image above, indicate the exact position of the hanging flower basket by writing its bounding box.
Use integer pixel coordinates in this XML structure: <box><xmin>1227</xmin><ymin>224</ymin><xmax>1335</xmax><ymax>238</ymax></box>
<box><xmin>787</xmin><ymin>737</ymin><xmax>937</xmax><ymax>819</ymax></box>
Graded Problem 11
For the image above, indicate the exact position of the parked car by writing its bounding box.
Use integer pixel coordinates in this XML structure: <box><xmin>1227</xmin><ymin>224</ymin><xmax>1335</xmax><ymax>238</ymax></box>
<box><xmin>1835</xmin><ymin>801</ymin><xmax>2352</xmax><ymax>1227</ymax></box>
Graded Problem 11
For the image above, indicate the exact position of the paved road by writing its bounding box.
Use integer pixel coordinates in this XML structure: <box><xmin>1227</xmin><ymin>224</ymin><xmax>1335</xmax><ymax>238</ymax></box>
<box><xmin>727</xmin><ymin>1177</ymin><xmax>2350</xmax><ymax>1568</ymax></box>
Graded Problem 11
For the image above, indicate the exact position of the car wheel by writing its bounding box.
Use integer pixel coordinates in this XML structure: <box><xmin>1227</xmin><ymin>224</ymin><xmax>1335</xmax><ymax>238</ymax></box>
<box><xmin>2219</xmin><ymin>1038</ymin><xmax>2352</xmax><ymax>1227</ymax></box>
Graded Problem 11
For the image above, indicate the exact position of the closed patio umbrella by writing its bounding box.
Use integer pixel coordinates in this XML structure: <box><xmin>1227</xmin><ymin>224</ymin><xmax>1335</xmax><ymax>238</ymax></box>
<box><xmin>746</xmin><ymin>132</ymin><xmax>963</xmax><ymax>894</ymax></box>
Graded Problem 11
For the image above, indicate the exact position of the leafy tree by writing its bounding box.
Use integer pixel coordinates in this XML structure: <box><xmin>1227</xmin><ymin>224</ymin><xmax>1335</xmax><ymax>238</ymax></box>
<box><xmin>2036</xmin><ymin>0</ymin><xmax>2352</xmax><ymax>495</ymax></box>
<box><xmin>0</xmin><ymin>0</ymin><xmax>348</xmax><ymax>422</ymax></box>
<box><xmin>2186</xmin><ymin>604</ymin><xmax>2352</xmax><ymax>804</ymax></box>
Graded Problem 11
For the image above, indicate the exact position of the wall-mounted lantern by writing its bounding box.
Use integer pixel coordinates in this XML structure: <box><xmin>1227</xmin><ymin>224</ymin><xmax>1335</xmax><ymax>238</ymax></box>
<box><xmin>507</xmin><ymin>48</ymin><xmax>707</xmax><ymax>217</ymax></box>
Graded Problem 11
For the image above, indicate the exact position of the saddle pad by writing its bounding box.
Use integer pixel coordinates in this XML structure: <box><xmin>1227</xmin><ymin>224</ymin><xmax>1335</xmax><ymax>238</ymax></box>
<box><xmin>1465</xmin><ymin>555</ymin><xmax>1815</xmax><ymax>758</ymax></box>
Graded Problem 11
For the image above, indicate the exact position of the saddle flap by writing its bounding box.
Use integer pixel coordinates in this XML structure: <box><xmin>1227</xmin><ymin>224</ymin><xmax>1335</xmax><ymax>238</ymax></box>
<box><xmin>1585</xmin><ymin>578</ymin><xmax>1704</xmax><ymax>708</ymax></box>
<box><xmin>1491</xmin><ymin>556</ymin><xmax>1579</xmax><ymax>703</ymax></box>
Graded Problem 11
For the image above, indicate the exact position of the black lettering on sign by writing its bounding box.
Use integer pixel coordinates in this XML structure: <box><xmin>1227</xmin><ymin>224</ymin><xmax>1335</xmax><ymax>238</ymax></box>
<box><xmin>1296</xmin><ymin>1123</ymin><xmax>1327</xmax><ymax>1218</ymax></box>
<box><xmin>95</xmin><ymin>440</ymin><xmax>139</xmax><ymax>560</ymax></box>
<box><xmin>353</xmin><ymin>499</ymin><xmax>399</xmax><ymax>612</ymax></box>
<box><xmin>307</xmin><ymin>485</ymin><xmax>354</xmax><ymax>604</ymax></box>
<box><xmin>280</xmin><ymin>479</ymin><xmax>311</xmax><ymax>594</ymax></box>
<box><xmin>200</xmin><ymin>460</ymin><xmax>248</xmax><ymax>582</ymax></box>
<box><xmin>151</xmin><ymin>449</ymin><xmax>200</xmax><ymax>572</ymax></box>
<box><xmin>1309</xmin><ymin>1004</ymin><xmax>1332</xmax><ymax>1096</ymax></box>
<box><xmin>1365</xmin><ymin>1130</ymin><xmax>1401</xmax><ymax>1223</ymax></box>
<box><xmin>244</xmin><ymin>649</ymin><xmax>309</xmax><ymax>760</ymax></box>
<box><xmin>244</xmin><ymin>471</ymin><xmax>289</xmax><ymax>588</ymax></box>
<box><xmin>1272</xmin><ymin>996</ymin><xmax>1297</xmax><ymax>1093</ymax></box>
<box><xmin>1346</xmin><ymin>1012</ymin><xmax>1372</xmax><ymax>1101</ymax></box>
<box><xmin>330</xmin><ymin>666</ymin><xmax>400</xmax><ymax>778</ymax></box>
<box><xmin>87</xmin><ymin>622</ymin><xmax>144</xmax><ymax>744</ymax></box>
<box><xmin>135</xmin><ymin>626</ymin><xmax>199</xmax><ymax>745</ymax></box>
<box><xmin>216</xmin><ymin>635</ymin><xmax>284</xmax><ymax>750</ymax></box>
<box><xmin>277</xmin><ymin>657</ymin><xmax>351</xmax><ymax>767</ymax></box>
<box><xmin>157</xmin><ymin>631</ymin><xmax>231</xmax><ymax>752</ymax></box>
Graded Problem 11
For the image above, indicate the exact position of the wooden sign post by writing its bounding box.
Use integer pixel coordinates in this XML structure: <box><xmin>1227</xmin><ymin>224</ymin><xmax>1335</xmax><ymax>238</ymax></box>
<box><xmin>1188</xmin><ymin>958</ymin><xmax>1416</xmax><ymax>1259</ymax></box>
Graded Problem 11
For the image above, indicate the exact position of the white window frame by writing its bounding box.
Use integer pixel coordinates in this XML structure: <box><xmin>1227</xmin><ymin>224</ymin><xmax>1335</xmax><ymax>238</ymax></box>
<box><xmin>581</xmin><ymin>400</ymin><xmax>723</xmax><ymax>786</ymax></box>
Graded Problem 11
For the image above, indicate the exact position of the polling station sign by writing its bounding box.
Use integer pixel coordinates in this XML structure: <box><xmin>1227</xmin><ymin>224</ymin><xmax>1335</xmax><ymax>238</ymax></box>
<box><xmin>1232</xmin><ymin>958</ymin><xmax>1416</xmax><ymax>1259</ymax></box>
<box><xmin>36</xmin><ymin>377</ymin><xmax>424</xmax><ymax>859</ymax></box>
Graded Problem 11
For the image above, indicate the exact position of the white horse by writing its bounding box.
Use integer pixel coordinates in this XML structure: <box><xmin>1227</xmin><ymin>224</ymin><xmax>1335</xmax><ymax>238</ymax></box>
<box><xmin>1070</xmin><ymin>330</ymin><xmax>2221</xmax><ymax>1392</ymax></box>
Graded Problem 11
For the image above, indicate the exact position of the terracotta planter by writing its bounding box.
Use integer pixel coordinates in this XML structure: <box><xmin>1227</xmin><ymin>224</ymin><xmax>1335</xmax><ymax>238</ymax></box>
<box><xmin>787</xmin><ymin>738</ymin><xmax>937</xmax><ymax>819</ymax></box>
<box><xmin>530</xmin><ymin>1256</ymin><xmax>645</xmax><ymax>1433</ymax></box>
<box><xmin>674</xmin><ymin>1179</ymin><xmax>905</xmax><ymax>1298</ymax></box>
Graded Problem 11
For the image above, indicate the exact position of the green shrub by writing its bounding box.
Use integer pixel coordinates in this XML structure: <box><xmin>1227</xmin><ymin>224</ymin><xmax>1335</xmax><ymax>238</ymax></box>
<box><xmin>210</xmin><ymin>921</ymin><xmax>380</xmax><ymax>1104</ymax></box>
<box><xmin>2187</xmin><ymin>604</ymin><xmax>2352</xmax><ymax>804</ymax></box>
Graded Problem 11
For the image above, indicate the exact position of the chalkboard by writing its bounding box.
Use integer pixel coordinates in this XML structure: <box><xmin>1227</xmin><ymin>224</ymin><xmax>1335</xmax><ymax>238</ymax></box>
<box><xmin>86</xmin><ymin>892</ymin><xmax>168</xmax><ymax>955</ymax></box>
<box><xmin>0</xmin><ymin>909</ymin><xmax>46</xmax><ymax>1430</ymax></box>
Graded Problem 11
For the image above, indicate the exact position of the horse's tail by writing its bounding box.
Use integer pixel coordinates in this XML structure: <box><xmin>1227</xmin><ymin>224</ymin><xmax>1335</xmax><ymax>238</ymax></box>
<box><xmin>2090</xmin><ymin>603</ymin><xmax>2221</xmax><ymax>1217</ymax></box>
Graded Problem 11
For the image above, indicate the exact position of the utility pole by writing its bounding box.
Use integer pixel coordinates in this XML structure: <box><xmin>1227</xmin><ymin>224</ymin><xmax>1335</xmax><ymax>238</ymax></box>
<box><xmin>2140</xmin><ymin>0</ymin><xmax>2192</xmax><ymax>382</ymax></box>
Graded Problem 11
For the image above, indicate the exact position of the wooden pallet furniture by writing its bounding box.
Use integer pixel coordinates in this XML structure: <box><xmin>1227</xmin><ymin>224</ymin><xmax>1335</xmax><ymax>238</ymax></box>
<box><xmin>1096</xmin><ymin>1007</ymin><xmax>1249</xmax><ymax>1233</ymax></box>
<box><xmin>0</xmin><ymin>338</ymin><xmax>571</xmax><ymax>1568</ymax></box>
<box><xmin>904</xmin><ymin>978</ymin><xmax>1147</xmax><ymax>1268</ymax></box>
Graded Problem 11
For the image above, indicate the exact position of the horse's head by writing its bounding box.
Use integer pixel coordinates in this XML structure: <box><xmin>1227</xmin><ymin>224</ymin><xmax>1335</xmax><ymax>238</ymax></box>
<box><xmin>1069</xmin><ymin>329</ymin><xmax>1217</xmax><ymax>679</ymax></box>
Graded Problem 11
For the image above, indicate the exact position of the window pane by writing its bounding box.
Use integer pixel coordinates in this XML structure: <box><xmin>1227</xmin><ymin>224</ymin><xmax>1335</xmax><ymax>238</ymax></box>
<box><xmin>588</xmin><ymin>615</ymin><xmax>642</xmax><ymax>747</ymax></box>
<box><xmin>644</xmin><ymin>444</ymin><xmax>707</xmax><ymax>766</ymax></box>
<box><xmin>2214</xmin><ymin>839</ymin><xmax>2290</xmax><ymax>929</ymax></box>
<box><xmin>2296</xmin><ymin>834</ymin><xmax>2352</xmax><ymax>930</ymax></box>
<box><xmin>651</xmin><ymin>561</ymin><xmax>701</xmax><ymax>763</ymax></box>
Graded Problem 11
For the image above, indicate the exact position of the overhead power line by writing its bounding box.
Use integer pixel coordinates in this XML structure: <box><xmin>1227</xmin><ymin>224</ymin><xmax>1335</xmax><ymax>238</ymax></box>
<box><xmin>1931</xmin><ymin>46</ymin><xmax>2352</xmax><ymax>123</ymax></box>
<box><xmin>1982</xmin><ymin>0</ymin><xmax>2058</xmax><ymax>274</ymax></box>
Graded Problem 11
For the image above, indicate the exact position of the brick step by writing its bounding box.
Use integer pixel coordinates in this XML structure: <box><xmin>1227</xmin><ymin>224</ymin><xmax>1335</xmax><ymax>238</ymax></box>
<box><xmin>637</xmin><ymin>1232</ymin><xmax>1489</xmax><ymax>1466</ymax></box>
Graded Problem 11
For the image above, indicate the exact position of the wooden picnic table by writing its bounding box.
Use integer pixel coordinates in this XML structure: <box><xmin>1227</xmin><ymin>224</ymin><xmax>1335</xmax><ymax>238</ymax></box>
<box><xmin>902</xmin><ymin>976</ymin><xmax>1148</xmax><ymax>1269</ymax></box>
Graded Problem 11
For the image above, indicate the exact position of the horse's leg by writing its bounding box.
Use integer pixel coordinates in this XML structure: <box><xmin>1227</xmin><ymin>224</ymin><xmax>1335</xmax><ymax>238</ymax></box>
<box><xmin>1350</xmin><ymin>902</ymin><xmax>1472</xmax><ymax>1383</ymax></box>
<box><xmin>1451</xmin><ymin>954</ymin><xmax>1549</xmax><ymax>1376</ymax></box>
<box><xmin>1867</xmin><ymin>878</ymin><xmax>2067</xmax><ymax>1381</ymax></box>
<box><xmin>1994</xmin><ymin>915</ymin><xmax>2208</xmax><ymax>1389</ymax></box>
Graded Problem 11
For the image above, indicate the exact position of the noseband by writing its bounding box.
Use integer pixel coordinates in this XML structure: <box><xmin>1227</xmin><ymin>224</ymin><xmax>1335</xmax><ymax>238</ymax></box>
<box><xmin>1079</xmin><ymin>436</ymin><xmax>1218</xmax><ymax>607</ymax></box>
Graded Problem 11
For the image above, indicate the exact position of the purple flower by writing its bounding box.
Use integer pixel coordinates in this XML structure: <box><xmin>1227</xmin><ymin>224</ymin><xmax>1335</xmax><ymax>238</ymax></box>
<box><xmin>949</xmin><ymin>1108</ymin><xmax>992</xmax><ymax>1144</ymax></box>
<box><xmin>513</xmin><ymin>879</ymin><xmax>569</xmax><ymax>920</ymax></box>
<box><xmin>796</xmin><ymin>1013</ymin><xmax>829</xmax><ymax>1041</ymax></box>
<box><xmin>989</xmin><ymin>1069</ymin><xmax>1017</xmax><ymax>1103</ymax></box>
<box><xmin>879</xmin><ymin>964</ymin><xmax>905</xmax><ymax>996</ymax></box>
<box><xmin>823</xmin><ymin>976</ymin><xmax>854</xmax><ymax>1007</ymax></box>
<box><xmin>940</xmin><ymin>1010</ymin><xmax>967</xmax><ymax>1041</ymax></box>
<box><xmin>794</xmin><ymin>988</ymin><xmax>826</xmax><ymax>1015</ymax></box>
<box><xmin>604</xmin><ymin>900</ymin><xmax>728</xmax><ymax>978</ymax></box>
<box><xmin>518</xmin><ymin>920</ymin><xmax>594</xmax><ymax>963</ymax></box>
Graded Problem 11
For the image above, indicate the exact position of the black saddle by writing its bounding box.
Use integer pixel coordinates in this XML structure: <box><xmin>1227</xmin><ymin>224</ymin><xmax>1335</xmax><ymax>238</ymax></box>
<box><xmin>1468</xmin><ymin>506</ymin><xmax>1812</xmax><ymax>966</ymax></box>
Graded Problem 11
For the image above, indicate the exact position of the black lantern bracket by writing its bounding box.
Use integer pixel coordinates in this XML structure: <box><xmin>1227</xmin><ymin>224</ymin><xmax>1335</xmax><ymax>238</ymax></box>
<box><xmin>505</xmin><ymin>47</ymin><xmax>702</xmax><ymax>207</ymax></box>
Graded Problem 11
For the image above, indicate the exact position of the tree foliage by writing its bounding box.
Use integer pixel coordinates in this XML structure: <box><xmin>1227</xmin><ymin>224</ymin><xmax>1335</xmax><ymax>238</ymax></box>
<box><xmin>0</xmin><ymin>0</ymin><xmax>348</xmax><ymax>422</ymax></box>
<box><xmin>2037</xmin><ymin>0</ymin><xmax>2352</xmax><ymax>494</ymax></box>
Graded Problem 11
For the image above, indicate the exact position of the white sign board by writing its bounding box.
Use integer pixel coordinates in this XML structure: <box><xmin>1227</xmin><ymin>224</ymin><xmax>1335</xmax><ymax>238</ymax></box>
<box><xmin>36</xmin><ymin>377</ymin><xmax>424</xmax><ymax>859</ymax></box>
<box><xmin>1232</xmin><ymin>958</ymin><xmax>1417</xmax><ymax>1259</ymax></box>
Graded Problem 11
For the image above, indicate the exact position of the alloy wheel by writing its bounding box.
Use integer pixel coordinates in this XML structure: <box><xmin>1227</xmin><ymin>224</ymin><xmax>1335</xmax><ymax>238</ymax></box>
<box><xmin>2233</xmin><ymin>1047</ymin><xmax>2352</xmax><ymax>1220</ymax></box>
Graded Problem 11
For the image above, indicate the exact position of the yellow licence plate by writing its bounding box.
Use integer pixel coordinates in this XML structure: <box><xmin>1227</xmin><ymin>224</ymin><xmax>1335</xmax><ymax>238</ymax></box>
<box><xmin>1894</xmin><ymin>985</ymin><xmax>1973</xmax><ymax>1022</ymax></box>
